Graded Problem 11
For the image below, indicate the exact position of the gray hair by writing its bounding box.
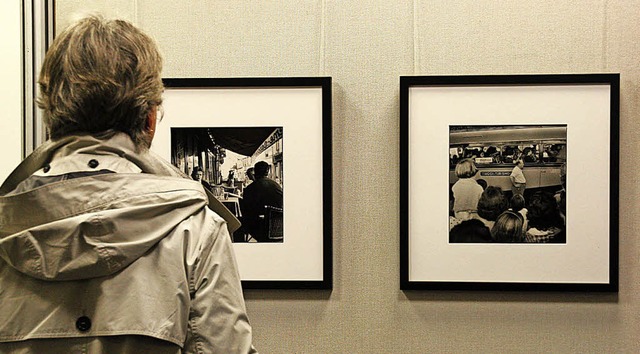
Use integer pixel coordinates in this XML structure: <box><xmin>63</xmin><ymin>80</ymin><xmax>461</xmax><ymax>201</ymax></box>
<box><xmin>37</xmin><ymin>15</ymin><xmax>163</xmax><ymax>149</ymax></box>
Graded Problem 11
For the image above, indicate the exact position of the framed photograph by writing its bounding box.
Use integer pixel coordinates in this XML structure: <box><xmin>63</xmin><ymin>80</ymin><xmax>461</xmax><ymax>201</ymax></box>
<box><xmin>152</xmin><ymin>77</ymin><xmax>332</xmax><ymax>289</ymax></box>
<box><xmin>400</xmin><ymin>74</ymin><xmax>619</xmax><ymax>291</ymax></box>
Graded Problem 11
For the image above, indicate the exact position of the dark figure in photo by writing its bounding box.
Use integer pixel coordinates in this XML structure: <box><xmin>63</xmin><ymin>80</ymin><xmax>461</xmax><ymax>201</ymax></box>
<box><xmin>491</xmin><ymin>211</ymin><xmax>525</xmax><ymax>243</ymax></box>
<box><xmin>240</xmin><ymin>161</ymin><xmax>284</xmax><ymax>242</ymax></box>
<box><xmin>476</xmin><ymin>186</ymin><xmax>509</xmax><ymax>230</ymax></box>
<box><xmin>450</xmin><ymin>219</ymin><xmax>492</xmax><ymax>243</ymax></box>
<box><xmin>525</xmin><ymin>191</ymin><xmax>566</xmax><ymax>243</ymax></box>
<box><xmin>191</xmin><ymin>166</ymin><xmax>212</xmax><ymax>192</ymax></box>
<box><xmin>509</xmin><ymin>193</ymin><xmax>529</xmax><ymax>231</ymax></box>
<box><xmin>245</xmin><ymin>167</ymin><xmax>255</xmax><ymax>183</ymax></box>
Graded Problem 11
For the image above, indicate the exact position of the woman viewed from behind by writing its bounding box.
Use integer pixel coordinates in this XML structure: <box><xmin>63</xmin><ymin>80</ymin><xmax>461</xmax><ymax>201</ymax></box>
<box><xmin>451</xmin><ymin>158</ymin><xmax>484</xmax><ymax>221</ymax></box>
<box><xmin>509</xmin><ymin>193</ymin><xmax>528</xmax><ymax>231</ymax></box>
<box><xmin>475</xmin><ymin>186</ymin><xmax>509</xmax><ymax>230</ymax></box>
<box><xmin>491</xmin><ymin>211</ymin><xmax>525</xmax><ymax>243</ymax></box>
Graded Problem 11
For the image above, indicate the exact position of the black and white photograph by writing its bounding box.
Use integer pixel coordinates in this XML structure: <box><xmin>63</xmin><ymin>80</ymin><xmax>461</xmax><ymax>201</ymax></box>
<box><xmin>400</xmin><ymin>74</ymin><xmax>618</xmax><ymax>291</ymax></box>
<box><xmin>448</xmin><ymin>125</ymin><xmax>567</xmax><ymax>244</ymax></box>
<box><xmin>171</xmin><ymin>127</ymin><xmax>284</xmax><ymax>243</ymax></box>
<box><xmin>152</xmin><ymin>77</ymin><xmax>332</xmax><ymax>288</ymax></box>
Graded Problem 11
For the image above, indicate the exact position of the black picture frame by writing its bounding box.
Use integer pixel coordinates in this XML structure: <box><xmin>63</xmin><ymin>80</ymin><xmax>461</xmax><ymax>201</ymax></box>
<box><xmin>154</xmin><ymin>77</ymin><xmax>333</xmax><ymax>289</ymax></box>
<box><xmin>400</xmin><ymin>74</ymin><xmax>619</xmax><ymax>292</ymax></box>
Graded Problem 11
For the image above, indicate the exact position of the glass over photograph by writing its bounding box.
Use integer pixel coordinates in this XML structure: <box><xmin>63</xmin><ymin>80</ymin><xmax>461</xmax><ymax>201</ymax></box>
<box><xmin>172</xmin><ymin>127</ymin><xmax>284</xmax><ymax>243</ymax></box>
<box><xmin>449</xmin><ymin>125</ymin><xmax>567</xmax><ymax>244</ymax></box>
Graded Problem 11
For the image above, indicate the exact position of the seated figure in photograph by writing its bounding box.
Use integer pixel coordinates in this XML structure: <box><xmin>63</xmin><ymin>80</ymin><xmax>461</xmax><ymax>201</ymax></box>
<box><xmin>240</xmin><ymin>161</ymin><xmax>283</xmax><ymax>242</ymax></box>
<box><xmin>244</xmin><ymin>167</ymin><xmax>255</xmax><ymax>186</ymax></box>
<box><xmin>0</xmin><ymin>15</ymin><xmax>256</xmax><ymax>353</ymax></box>
<box><xmin>191</xmin><ymin>165</ymin><xmax>213</xmax><ymax>192</ymax></box>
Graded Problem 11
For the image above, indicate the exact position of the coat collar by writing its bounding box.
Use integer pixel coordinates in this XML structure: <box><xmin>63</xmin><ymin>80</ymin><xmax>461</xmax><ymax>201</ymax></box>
<box><xmin>0</xmin><ymin>132</ymin><xmax>240</xmax><ymax>232</ymax></box>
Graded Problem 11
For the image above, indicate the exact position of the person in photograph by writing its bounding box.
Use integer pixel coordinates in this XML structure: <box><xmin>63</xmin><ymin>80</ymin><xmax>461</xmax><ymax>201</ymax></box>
<box><xmin>503</xmin><ymin>145</ymin><xmax>521</xmax><ymax>163</ymax></box>
<box><xmin>240</xmin><ymin>161</ymin><xmax>283</xmax><ymax>242</ymax></box>
<box><xmin>451</xmin><ymin>158</ymin><xmax>483</xmax><ymax>221</ymax></box>
<box><xmin>510</xmin><ymin>158</ymin><xmax>526</xmax><ymax>196</ymax></box>
<box><xmin>483</xmin><ymin>146</ymin><xmax>499</xmax><ymax>163</ymax></box>
<box><xmin>449</xmin><ymin>219</ymin><xmax>493</xmax><ymax>243</ymax></box>
<box><xmin>558</xmin><ymin>189</ymin><xmax>567</xmax><ymax>226</ymax></box>
<box><xmin>544</xmin><ymin>144</ymin><xmax>561</xmax><ymax>162</ymax></box>
<box><xmin>554</xmin><ymin>162</ymin><xmax>567</xmax><ymax>224</ymax></box>
<box><xmin>491</xmin><ymin>211</ymin><xmax>525</xmax><ymax>243</ymax></box>
<box><xmin>525</xmin><ymin>191</ymin><xmax>566</xmax><ymax>243</ymax></box>
<box><xmin>509</xmin><ymin>193</ymin><xmax>528</xmax><ymax>232</ymax></box>
<box><xmin>225</xmin><ymin>169</ymin><xmax>237</xmax><ymax>191</ymax></box>
<box><xmin>0</xmin><ymin>15</ymin><xmax>256</xmax><ymax>353</ymax></box>
<box><xmin>554</xmin><ymin>162</ymin><xmax>567</xmax><ymax>200</ymax></box>
<box><xmin>522</xmin><ymin>146</ymin><xmax>537</xmax><ymax>163</ymax></box>
<box><xmin>449</xmin><ymin>189</ymin><xmax>462</xmax><ymax>230</ymax></box>
<box><xmin>245</xmin><ymin>167</ymin><xmax>255</xmax><ymax>184</ymax></box>
<box><xmin>239</xmin><ymin>167</ymin><xmax>256</xmax><ymax>195</ymax></box>
<box><xmin>475</xmin><ymin>186</ymin><xmax>509</xmax><ymax>230</ymax></box>
<box><xmin>192</xmin><ymin>165</ymin><xmax>213</xmax><ymax>192</ymax></box>
<box><xmin>222</xmin><ymin>170</ymin><xmax>242</xmax><ymax>198</ymax></box>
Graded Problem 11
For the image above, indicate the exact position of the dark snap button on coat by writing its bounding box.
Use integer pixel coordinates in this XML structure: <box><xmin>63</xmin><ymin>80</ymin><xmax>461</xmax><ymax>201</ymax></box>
<box><xmin>88</xmin><ymin>159</ymin><xmax>100</xmax><ymax>168</ymax></box>
<box><xmin>76</xmin><ymin>316</ymin><xmax>91</xmax><ymax>332</ymax></box>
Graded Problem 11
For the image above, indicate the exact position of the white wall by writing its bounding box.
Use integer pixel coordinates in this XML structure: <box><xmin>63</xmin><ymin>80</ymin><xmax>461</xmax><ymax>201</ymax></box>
<box><xmin>54</xmin><ymin>1</ymin><xmax>640</xmax><ymax>353</ymax></box>
<box><xmin>0</xmin><ymin>1</ymin><xmax>22</xmax><ymax>181</ymax></box>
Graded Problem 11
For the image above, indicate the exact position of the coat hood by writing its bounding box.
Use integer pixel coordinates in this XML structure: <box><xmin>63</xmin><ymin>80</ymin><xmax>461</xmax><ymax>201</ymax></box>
<box><xmin>0</xmin><ymin>133</ymin><xmax>239</xmax><ymax>281</ymax></box>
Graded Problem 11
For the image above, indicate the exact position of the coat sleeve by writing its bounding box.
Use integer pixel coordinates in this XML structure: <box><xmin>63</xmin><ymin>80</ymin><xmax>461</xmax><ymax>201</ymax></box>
<box><xmin>184</xmin><ymin>209</ymin><xmax>258</xmax><ymax>354</ymax></box>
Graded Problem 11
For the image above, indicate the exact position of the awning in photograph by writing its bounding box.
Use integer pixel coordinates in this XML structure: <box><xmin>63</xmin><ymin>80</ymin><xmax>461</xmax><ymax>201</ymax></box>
<box><xmin>207</xmin><ymin>127</ymin><xmax>280</xmax><ymax>156</ymax></box>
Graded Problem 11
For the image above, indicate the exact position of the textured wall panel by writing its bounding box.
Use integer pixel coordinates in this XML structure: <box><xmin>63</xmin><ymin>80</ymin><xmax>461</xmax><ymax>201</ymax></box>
<box><xmin>54</xmin><ymin>0</ymin><xmax>136</xmax><ymax>33</ymax></box>
<box><xmin>414</xmin><ymin>0</ymin><xmax>607</xmax><ymax>74</ymax></box>
<box><xmin>136</xmin><ymin>0</ymin><xmax>323</xmax><ymax>77</ymax></box>
<box><xmin>606</xmin><ymin>2</ymin><xmax>640</xmax><ymax>351</ymax></box>
<box><xmin>247</xmin><ymin>0</ymin><xmax>415</xmax><ymax>351</ymax></box>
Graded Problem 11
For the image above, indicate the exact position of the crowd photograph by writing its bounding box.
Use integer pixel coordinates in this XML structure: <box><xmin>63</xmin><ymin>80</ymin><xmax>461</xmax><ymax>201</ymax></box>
<box><xmin>448</xmin><ymin>125</ymin><xmax>567</xmax><ymax>243</ymax></box>
<box><xmin>172</xmin><ymin>127</ymin><xmax>284</xmax><ymax>243</ymax></box>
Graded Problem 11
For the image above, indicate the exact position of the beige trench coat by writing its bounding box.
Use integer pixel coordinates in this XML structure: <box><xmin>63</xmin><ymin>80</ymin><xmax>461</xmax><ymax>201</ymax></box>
<box><xmin>0</xmin><ymin>133</ymin><xmax>256</xmax><ymax>353</ymax></box>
